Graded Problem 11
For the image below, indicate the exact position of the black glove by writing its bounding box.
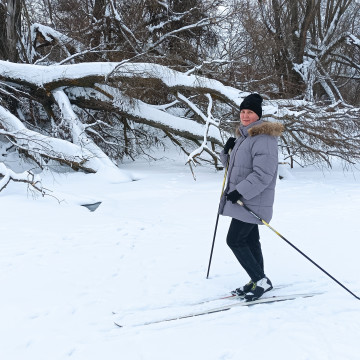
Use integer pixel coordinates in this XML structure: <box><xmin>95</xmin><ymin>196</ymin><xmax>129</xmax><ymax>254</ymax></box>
<box><xmin>226</xmin><ymin>190</ymin><xmax>242</xmax><ymax>204</ymax></box>
<box><xmin>223</xmin><ymin>137</ymin><xmax>236</xmax><ymax>154</ymax></box>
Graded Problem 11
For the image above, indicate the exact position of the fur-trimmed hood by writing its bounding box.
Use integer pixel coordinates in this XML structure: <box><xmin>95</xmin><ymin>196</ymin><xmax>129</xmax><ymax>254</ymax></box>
<box><xmin>248</xmin><ymin>121</ymin><xmax>284</xmax><ymax>137</ymax></box>
<box><xmin>236</xmin><ymin>120</ymin><xmax>284</xmax><ymax>138</ymax></box>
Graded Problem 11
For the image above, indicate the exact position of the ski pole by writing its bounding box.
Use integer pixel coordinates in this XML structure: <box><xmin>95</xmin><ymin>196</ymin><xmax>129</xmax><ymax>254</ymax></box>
<box><xmin>236</xmin><ymin>200</ymin><xmax>360</xmax><ymax>300</ymax></box>
<box><xmin>206</xmin><ymin>157</ymin><xmax>230</xmax><ymax>279</ymax></box>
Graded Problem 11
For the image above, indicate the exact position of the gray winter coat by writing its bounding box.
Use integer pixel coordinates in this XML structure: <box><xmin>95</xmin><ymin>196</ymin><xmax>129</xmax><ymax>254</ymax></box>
<box><xmin>219</xmin><ymin>120</ymin><xmax>283</xmax><ymax>224</ymax></box>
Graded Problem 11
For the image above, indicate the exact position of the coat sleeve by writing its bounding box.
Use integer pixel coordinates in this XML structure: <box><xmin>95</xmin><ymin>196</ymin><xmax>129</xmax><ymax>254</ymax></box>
<box><xmin>235</xmin><ymin>135</ymin><xmax>278</xmax><ymax>200</ymax></box>
<box><xmin>219</xmin><ymin>149</ymin><xmax>229</xmax><ymax>167</ymax></box>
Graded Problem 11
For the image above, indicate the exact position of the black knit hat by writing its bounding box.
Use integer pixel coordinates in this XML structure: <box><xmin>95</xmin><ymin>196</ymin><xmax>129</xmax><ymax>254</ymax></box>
<box><xmin>239</xmin><ymin>93</ymin><xmax>263</xmax><ymax>119</ymax></box>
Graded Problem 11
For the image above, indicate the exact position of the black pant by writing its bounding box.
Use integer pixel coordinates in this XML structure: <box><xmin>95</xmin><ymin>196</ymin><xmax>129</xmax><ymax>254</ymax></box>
<box><xmin>226</xmin><ymin>218</ymin><xmax>265</xmax><ymax>282</ymax></box>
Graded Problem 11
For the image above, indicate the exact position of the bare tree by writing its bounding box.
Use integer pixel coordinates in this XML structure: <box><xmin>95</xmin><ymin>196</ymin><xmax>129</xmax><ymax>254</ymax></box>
<box><xmin>218</xmin><ymin>0</ymin><xmax>360</xmax><ymax>105</ymax></box>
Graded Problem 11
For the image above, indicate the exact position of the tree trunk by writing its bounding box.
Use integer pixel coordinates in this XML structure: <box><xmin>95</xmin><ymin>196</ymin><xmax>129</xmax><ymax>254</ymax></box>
<box><xmin>0</xmin><ymin>3</ymin><xmax>7</xmax><ymax>59</ymax></box>
<box><xmin>6</xmin><ymin>0</ymin><xmax>22</xmax><ymax>62</ymax></box>
<box><xmin>92</xmin><ymin>0</ymin><xmax>107</xmax><ymax>47</ymax></box>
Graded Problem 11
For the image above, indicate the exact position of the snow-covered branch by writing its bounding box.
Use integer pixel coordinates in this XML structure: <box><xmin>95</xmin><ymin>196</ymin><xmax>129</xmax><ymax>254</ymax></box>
<box><xmin>52</xmin><ymin>88</ymin><xmax>118</xmax><ymax>170</ymax></box>
<box><xmin>29</xmin><ymin>23</ymin><xmax>85</xmax><ymax>64</ymax></box>
<box><xmin>108</xmin><ymin>0</ymin><xmax>142</xmax><ymax>54</ymax></box>
<box><xmin>0</xmin><ymin>162</ymin><xmax>42</xmax><ymax>193</ymax></box>
<box><xmin>0</xmin><ymin>61</ymin><xmax>245</xmax><ymax>107</ymax></box>
<box><xmin>186</xmin><ymin>93</ymin><xmax>220</xmax><ymax>172</ymax></box>
<box><xmin>0</xmin><ymin>105</ymin><xmax>99</xmax><ymax>173</ymax></box>
<box><xmin>65</xmin><ymin>86</ymin><xmax>222</xmax><ymax>144</ymax></box>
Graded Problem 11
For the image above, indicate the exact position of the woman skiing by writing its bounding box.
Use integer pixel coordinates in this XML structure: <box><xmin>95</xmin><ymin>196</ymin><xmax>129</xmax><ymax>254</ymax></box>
<box><xmin>219</xmin><ymin>93</ymin><xmax>283</xmax><ymax>301</ymax></box>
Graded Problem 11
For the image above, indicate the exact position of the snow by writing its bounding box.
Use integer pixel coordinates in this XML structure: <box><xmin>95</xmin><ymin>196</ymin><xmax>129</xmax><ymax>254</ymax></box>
<box><xmin>347</xmin><ymin>33</ymin><xmax>360</xmax><ymax>46</ymax></box>
<box><xmin>0</xmin><ymin>60</ymin><xmax>247</xmax><ymax>107</ymax></box>
<box><xmin>66</xmin><ymin>86</ymin><xmax>222</xmax><ymax>143</ymax></box>
<box><xmin>1</xmin><ymin>149</ymin><xmax>360</xmax><ymax>360</ymax></box>
<box><xmin>51</xmin><ymin>89</ymin><xmax>122</xmax><ymax>173</ymax></box>
<box><xmin>0</xmin><ymin>105</ymin><xmax>115</xmax><ymax>176</ymax></box>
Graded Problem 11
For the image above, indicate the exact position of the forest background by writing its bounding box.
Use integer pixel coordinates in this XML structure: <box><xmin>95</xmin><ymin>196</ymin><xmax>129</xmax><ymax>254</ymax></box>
<box><xmin>0</xmin><ymin>0</ymin><xmax>360</xmax><ymax>192</ymax></box>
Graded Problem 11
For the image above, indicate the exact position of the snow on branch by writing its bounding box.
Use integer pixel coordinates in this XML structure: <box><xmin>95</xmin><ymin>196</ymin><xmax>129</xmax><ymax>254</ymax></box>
<box><xmin>1</xmin><ymin>58</ymin><xmax>360</xmax><ymax>173</ymax></box>
<box><xmin>65</xmin><ymin>85</ymin><xmax>222</xmax><ymax>144</ymax></box>
<box><xmin>0</xmin><ymin>105</ymin><xmax>98</xmax><ymax>173</ymax></box>
<box><xmin>30</xmin><ymin>23</ymin><xmax>84</xmax><ymax>64</ymax></box>
<box><xmin>0</xmin><ymin>162</ymin><xmax>43</xmax><ymax>193</ymax></box>
<box><xmin>177</xmin><ymin>92</ymin><xmax>217</xmax><ymax>125</ymax></box>
<box><xmin>147</xmin><ymin>7</ymin><xmax>199</xmax><ymax>33</ymax></box>
<box><xmin>0</xmin><ymin>61</ymin><xmax>246</xmax><ymax>107</ymax></box>
<box><xmin>108</xmin><ymin>0</ymin><xmax>142</xmax><ymax>53</ymax></box>
<box><xmin>186</xmin><ymin>93</ymin><xmax>220</xmax><ymax>178</ymax></box>
<box><xmin>0</xmin><ymin>60</ymin><xmax>238</xmax><ymax>175</ymax></box>
<box><xmin>346</xmin><ymin>33</ymin><xmax>360</xmax><ymax>48</ymax></box>
<box><xmin>51</xmin><ymin>89</ymin><xmax>130</xmax><ymax>178</ymax></box>
<box><xmin>273</xmin><ymin>100</ymin><xmax>360</xmax><ymax>167</ymax></box>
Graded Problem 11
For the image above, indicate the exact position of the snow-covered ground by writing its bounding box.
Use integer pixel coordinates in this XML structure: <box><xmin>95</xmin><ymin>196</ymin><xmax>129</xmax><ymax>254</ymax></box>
<box><xmin>1</xmin><ymin>151</ymin><xmax>360</xmax><ymax>360</ymax></box>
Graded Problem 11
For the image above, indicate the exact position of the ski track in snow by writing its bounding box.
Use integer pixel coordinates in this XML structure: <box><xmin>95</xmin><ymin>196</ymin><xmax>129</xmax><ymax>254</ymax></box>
<box><xmin>1</xmin><ymin>153</ymin><xmax>360</xmax><ymax>360</ymax></box>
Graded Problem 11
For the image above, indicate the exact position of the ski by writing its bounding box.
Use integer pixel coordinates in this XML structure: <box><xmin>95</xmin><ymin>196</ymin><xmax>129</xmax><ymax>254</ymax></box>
<box><xmin>111</xmin><ymin>284</ymin><xmax>291</xmax><ymax>316</ymax></box>
<box><xmin>191</xmin><ymin>283</ymin><xmax>290</xmax><ymax>306</ymax></box>
<box><xmin>114</xmin><ymin>291</ymin><xmax>322</xmax><ymax>328</ymax></box>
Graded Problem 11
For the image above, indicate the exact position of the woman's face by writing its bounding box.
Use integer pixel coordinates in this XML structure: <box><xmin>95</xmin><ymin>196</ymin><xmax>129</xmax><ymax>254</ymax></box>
<box><xmin>240</xmin><ymin>109</ymin><xmax>259</xmax><ymax>126</ymax></box>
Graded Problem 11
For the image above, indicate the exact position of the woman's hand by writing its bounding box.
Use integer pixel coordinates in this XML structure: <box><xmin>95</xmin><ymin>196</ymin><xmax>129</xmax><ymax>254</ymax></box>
<box><xmin>224</xmin><ymin>137</ymin><xmax>236</xmax><ymax>154</ymax></box>
<box><xmin>226</xmin><ymin>190</ymin><xmax>242</xmax><ymax>204</ymax></box>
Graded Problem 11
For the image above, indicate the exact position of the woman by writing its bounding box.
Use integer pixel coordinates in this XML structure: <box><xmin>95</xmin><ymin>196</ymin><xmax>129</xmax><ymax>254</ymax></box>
<box><xmin>219</xmin><ymin>93</ymin><xmax>283</xmax><ymax>301</ymax></box>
